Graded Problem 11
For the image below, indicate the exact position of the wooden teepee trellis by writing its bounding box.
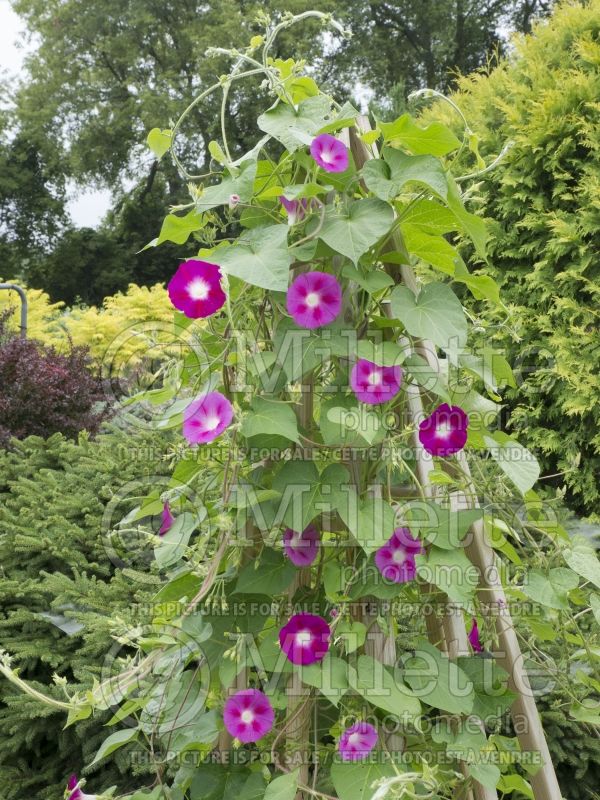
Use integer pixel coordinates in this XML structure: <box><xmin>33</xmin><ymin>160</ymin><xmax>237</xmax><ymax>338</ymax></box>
<box><xmin>339</xmin><ymin>117</ymin><xmax>562</xmax><ymax>800</ymax></box>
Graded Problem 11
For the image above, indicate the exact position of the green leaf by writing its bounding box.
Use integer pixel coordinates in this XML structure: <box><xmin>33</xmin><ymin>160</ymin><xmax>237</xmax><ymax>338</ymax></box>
<box><xmin>401</xmin><ymin>223</ymin><xmax>460</xmax><ymax>275</ymax></box>
<box><xmin>150</xmin><ymin>209</ymin><xmax>204</xmax><ymax>247</ymax></box>
<box><xmin>154</xmin><ymin>511</ymin><xmax>198</xmax><ymax>568</ymax></box>
<box><xmin>380</xmin><ymin>114</ymin><xmax>461</xmax><ymax>156</ymax></box>
<box><xmin>456</xmin><ymin>657</ymin><xmax>517</xmax><ymax>720</ymax></box>
<box><xmin>399</xmin><ymin>198</ymin><xmax>459</xmax><ymax>235</ymax></box>
<box><xmin>234</xmin><ymin>549</ymin><xmax>296</xmax><ymax>596</ymax></box>
<box><xmin>333</xmin><ymin>488</ymin><xmax>397</xmax><ymax>554</ymax></box>
<box><xmin>342</xmin><ymin>263</ymin><xmax>394</xmax><ymax>293</ymax></box>
<box><xmin>351</xmin><ymin>654</ymin><xmax>421</xmax><ymax>722</ymax></box>
<box><xmin>403</xmin><ymin>642</ymin><xmax>474</xmax><ymax>715</ymax></box>
<box><xmin>330</xmin><ymin>761</ymin><xmax>400</xmax><ymax>800</ymax></box>
<box><xmin>401</xmin><ymin>501</ymin><xmax>482</xmax><ymax>549</ymax></box>
<box><xmin>519</xmin><ymin>567</ymin><xmax>579</xmax><ymax>609</ymax></box>
<box><xmin>564</xmin><ymin>536</ymin><xmax>600</xmax><ymax>590</ymax></box>
<box><xmin>147</xmin><ymin>127</ymin><xmax>172</xmax><ymax>159</ymax></box>
<box><xmin>241</xmin><ymin>397</ymin><xmax>300</xmax><ymax>443</ymax></box>
<box><xmin>403</xmin><ymin>353</ymin><xmax>450</xmax><ymax>402</ymax></box>
<box><xmin>90</xmin><ymin>727</ymin><xmax>139</xmax><ymax>765</ymax></box>
<box><xmin>272</xmin><ymin>461</ymin><xmax>348</xmax><ymax>531</ymax></box>
<box><xmin>317</xmin><ymin>199</ymin><xmax>394</xmax><ymax>264</ymax></box>
<box><xmin>335</xmin><ymin>620</ymin><xmax>367</xmax><ymax>654</ymax></box>
<box><xmin>417</xmin><ymin>546</ymin><xmax>478</xmax><ymax>603</ymax></box>
<box><xmin>318</xmin><ymin>101</ymin><xmax>360</xmax><ymax>134</ymax></box>
<box><xmin>258</xmin><ymin>95</ymin><xmax>333</xmax><ymax>151</ymax></box>
<box><xmin>484</xmin><ymin>432</ymin><xmax>540</xmax><ymax>495</ymax></box>
<box><xmin>469</xmin><ymin>763</ymin><xmax>501</xmax><ymax>790</ymax></box>
<box><xmin>454</xmin><ymin>262</ymin><xmax>500</xmax><ymax>304</ymax></box>
<box><xmin>363</xmin><ymin>148</ymin><xmax>448</xmax><ymax>202</ymax></box>
<box><xmin>356</xmin><ymin>339</ymin><xmax>405</xmax><ymax>367</ymax></box>
<box><xmin>208</xmin><ymin>140</ymin><xmax>227</xmax><ymax>164</ymax></box>
<box><xmin>214</xmin><ymin>224</ymin><xmax>291</xmax><ymax>291</ymax></box>
<box><xmin>196</xmin><ymin>158</ymin><xmax>257</xmax><ymax>212</ymax></box>
<box><xmin>447</xmin><ymin>177</ymin><xmax>487</xmax><ymax>259</ymax></box>
<box><xmin>301</xmin><ymin>654</ymin><xmax>353</xmax><ymax>706</ymax></box>
<box><xmin>264</xmin><ymin>769</ymin><xmax>300</xmax><ymax>800</ymax></box>
<box><xmin>326</xmin><ymin>404</ymin><xmax>384</xmax><ymax>447</ymax></box>
<box><xmin>390</xmin><ymin>282</ymin><xmax>467</xmax><ymax>350</ymax></box>
<box><xmin>497</xmin><ymin>774</ymin><xmax>534</xmax><ymax>799</ymax></box>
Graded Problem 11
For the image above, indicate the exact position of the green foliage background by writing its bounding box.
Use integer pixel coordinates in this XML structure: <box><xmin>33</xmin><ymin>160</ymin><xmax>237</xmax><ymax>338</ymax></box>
<box><xmin>424</xmin><ymin>0</ymin><xmax>600</xmax><ymax>517</ymax></box>
<box><xmin>0</xmin><ymin>426</ymin><xmax>172</xmax><ymax>799</ymax></box>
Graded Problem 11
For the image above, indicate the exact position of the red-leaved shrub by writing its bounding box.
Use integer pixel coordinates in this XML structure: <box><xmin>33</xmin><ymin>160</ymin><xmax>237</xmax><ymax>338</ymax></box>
<box><xmin>0</xmin><ymin>311</ymin><xmax>109</xmax><ymax>446</ymax></box>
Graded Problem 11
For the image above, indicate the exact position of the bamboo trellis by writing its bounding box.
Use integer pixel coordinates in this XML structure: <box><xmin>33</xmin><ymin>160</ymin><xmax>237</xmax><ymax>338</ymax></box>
<box><xmin>343</xmin><ymin>116</ymin><xmax>561</xmax><ymax>800</ymax></box>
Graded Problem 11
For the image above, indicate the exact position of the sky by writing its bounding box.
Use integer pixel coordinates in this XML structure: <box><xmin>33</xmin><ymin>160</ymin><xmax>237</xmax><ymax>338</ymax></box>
<box><xmin>0</xmin><ymin>0</ymin><xmax>112</xmax><ymax>227</ymax></box>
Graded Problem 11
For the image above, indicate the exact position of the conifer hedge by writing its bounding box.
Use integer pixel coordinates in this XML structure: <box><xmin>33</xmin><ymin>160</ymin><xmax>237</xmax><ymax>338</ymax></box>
<box><xmin>424</xmin><ymin>0</ymin><xmax>600</xmax><ymax>517</ymax></box>
<box><xmin>0</xmin><ymin>425</ymin><xmax>173</xmax><ymax>799</ymax></box>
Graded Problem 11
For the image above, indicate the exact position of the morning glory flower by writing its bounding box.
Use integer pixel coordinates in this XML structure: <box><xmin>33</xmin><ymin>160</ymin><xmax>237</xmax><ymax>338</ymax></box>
<box><xmin>286</xmin><ymin>271</ymin><xmax>342</xmax><ymax>329</ymax></box>
<box><xmin>374</xmin><ymin>528</ymin><xmax>424</xmax><ymax>584</ymax></box>
<box><xmin>183</xmin><ymin>391</ymin><xmax>234</xmax><ymax>445</ymax></box>
<box><xmin>280</xmin><ymin>195</ymin><xmax>308</xmax><ymax>226</ymax></box>
<box><xmin>228</xmin><ymin>193</ymin><xmax>240</xmax><ymax>209</ymax></box>
<box><xmin>167</xmin><ymin>259</ymin><xmax>226</xmax><ymax>319</ymax></box>
<box><xmin>223</xmin><ymin>688</ymin><xmax>275</xmax><ymax>743</ymax></box>
<box><xmin>468</xmin><ymin>618</ymin><xmax>483</xmax><ymax>653</ymax></box>
<box><xmin>338</xmin><ymin>722</ymin><xmax>378</xmax><ymax>761</ymax></box>
<box><xmin>66</xmin><ymin>775</ymin><xmax>97</xmax><ymax>800</ymax></box>
<box><xmin>158</xmin><ymin>501</ymin><xmax>175</xmax><ymax>536</ymax></box>
<box><xmin>283</xmin><ymin>524</ymin><xmax>320</xmax><ymax>567</ymax></box>
<box><xmin>350</xmin><ymin>359</ymin><xmax>403</xmax><ymax>405</ymax></box>
<box><xmin>279</xmin><ymin>613</ymin><xmax>330</xmax><ymax>665</ymax></box>
<box><xmin>418</xmin><ymin>403</ymin><xmax>469</xmax><ymax>457</ymax></box>
<box><xmin>310</xmin><ymin>133</ymin><xmax>349</xmax><ymax>173</ymax></box>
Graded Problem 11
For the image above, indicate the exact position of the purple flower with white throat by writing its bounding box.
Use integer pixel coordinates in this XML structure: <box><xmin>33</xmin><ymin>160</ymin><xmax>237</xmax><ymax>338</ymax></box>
<box><xmin>310</xmin><ymin>133</ymin><xmax>349</xmax><ymax>173</ymax></box>
<box><xmin>67</xmin><ymin>775</ymin><xmax>97</xmax><ymax>800</ymax></box>
<box><xmin>374</xmin><ymin>527</ymin><xmax>424</xmax><ymax>584</ymax></box>
<box><xmin>223</xmin><ymin>688</ymin><xmax>274</xmax><ymax>743</ymax></box>
<box><xmin>338</xmin><ymin>722</ymin><xmax>378</xmax><ymax>761</ymax></box>
<box><xmin>168</xmin><ymin>259</ymin><xmax>226</xmax><ymax>319</ymax></box>
<box><xmin>183</xmin><ymin>391</ymin><xmax>233</xmax><ymax>445</ymax></box>
<box><xmin>418</xmin><ymin>403</ymin><xmax>469</xmax><ymax>457</ymax></box>
<box><xmin>286</xmin><ymin>270</ymin><xmax>342</xmax><ymax>330</ymax></box>
<box><xmin>280</xmin><ymin>195</ymin><xmax>308</xmax><ymax>226</ymax></box>
<box><xmin>468</xmin><ymin>618</ymin><xmax>483</xmax><ymax>653</ymax></box>
<box><xmin>283</xmin><ymin>524</ymin><xmax>320</xmax><ymax>567</ymax></box>
<box><xmin>279</xmin><ymin>613</ymin><xmax>330</xmax><ymax>665</ymax></box>
<box><xmin>158</xmin><ymin>501</ymin><xmax>175</xmax><ymax>536</ymax></box>
<box><xmin>350</xmin><ymin>359</ymin><xmax>402</xmax><ymax>405</ymax></box>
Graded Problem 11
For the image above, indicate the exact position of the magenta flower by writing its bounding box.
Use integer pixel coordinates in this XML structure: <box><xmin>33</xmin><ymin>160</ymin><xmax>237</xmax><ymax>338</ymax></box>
<box><xmin>283</xmin><ymin>524</ymin><xmax>320</xmax><ymax>567</ymax></box>
<box><xmin>418</xmin><ymin>403</ymin><xmax>469</xmax><ymax>457</ymax></box>
<box><xmin>280</xmin><ymin>195</ymin><xmax>308</xmax><ymax>226</ymax></box>
<box><xmin>279</xmin><ymin>613</ymin><xmax>330</xmax><ymax>665</ymax></box>
<box><xmin>374</xmin><ymin>527</ymin><xmax>424</xmax><ymax>584</ymax></box>
<box><xmin>286</xmin><ymin>271</ymin><xmax>342</xmax><ymax>329</ymax></box>
<box><xmin>183</xmin><ymin>391</ymin><xmax>234</xmax><ymax>445</ymax></box>
<box><xmin>338</xmin><ymin>722</ymin><xmax>378</xmax><ymax>761</ymax></box>
<box><xmin>468</xmin><ymin>618</ymin><xmax>483</xmax><ymax>653</ymax></box>
<box><xmin>223</xmin><ymin>688</ymin><xmax>274</xmax><ymax>744</ymax></box>
<box><xmin>67</xmin><ymin>775</ymin><xmax>97</xmax><ymax>800</ymax></box>
<box><xmin>158</xmin><ymin>501</ymin><xmax>175</xmax><ymax>536</ymax></box>
<box><xmin>310</xmin><ymin>134</ymin><xmax>349</xmax><ymax>173</ymax></box>
<box><xmin>350</xmin><ymin>359</ymin><xmax>403</xmax><ymax>405</ymax></box>
<box><xmin>167</xmin><ymin>259</ymin><xmax>226</xmax><ymax>319</ymax></box>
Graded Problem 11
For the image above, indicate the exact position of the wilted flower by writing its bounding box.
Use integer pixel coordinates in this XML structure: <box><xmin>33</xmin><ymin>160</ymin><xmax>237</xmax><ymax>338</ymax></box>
<box><xmin>223</xmin><ymin>688</ymin><xmax>274</xmax><ymax>743</ymax></box>
<box><xmin>183</xmin><ymin>391</ymin><xmax>234</xmax><ymax>445</ymax></box>
<box><xmin>350</xmin><ymin>359</ymin><xmax>402</xmax><ymax>405</ymax></box>
<box><xmin>279</xmin><ymin>613</ymin><xmax>330</xmax><ymax>665</ymax></box>
<box><xmin>168</xmin><ymin>259</ymin><xmax>226</xmax><ymax>319</ymax></box>
<box><xmin>286</xmin><ymin>270</ymin><xmax>342</xmax><ymax>329</ymax></box>
<box><xmin>374</xmin><ymin>528</ymin><xmax>424</xmax><ymax>584</ymax></box>
<box><xmin>280</xmin><ymin>195</ymin><xmax>308</xmax><ymax>225</ymax></box>
<box><xmin>228</xmin><ymin>193</ymin><xmax>241</xmax><ymax>209</ymax></box>
<box><xmin>418</xmin><ymin>403</ymin><xmax>469</xmax><ymax>457</ymax></box>
<box><xmin>283</xmin><ymin>524</ymin><xmax>320</xmax><ymax>567</ymax></box>
<box><xmin>338</xmin><ymin>722</ymin><xmax>378</xmax><ymax>761</ymax></box>
<box><xmin>468</xmin><ymin>618</ymin><xmax>483</xmax><ymax>653</ymax></box>
<box><xmin>310</xmin><ymin>133</ymin><xmax>349</xmax><ymax>173</ymax></box>
<box><xmin>158</xmin><ymin>501</ymin><xmax>175</xmax><ymax>536</ymax></box>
